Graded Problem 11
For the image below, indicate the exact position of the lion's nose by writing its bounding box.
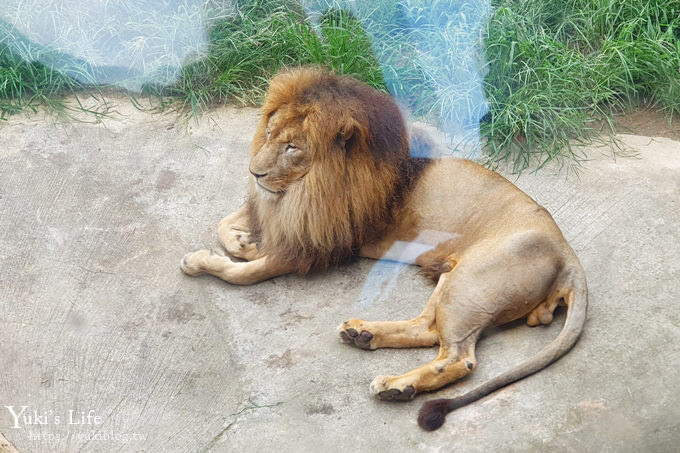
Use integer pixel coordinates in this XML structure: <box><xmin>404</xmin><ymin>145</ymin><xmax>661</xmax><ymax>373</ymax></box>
<box><xmin>249</xmin><ymin>168</ymin><xmax>267</xmax><ymax>178</ymax></box>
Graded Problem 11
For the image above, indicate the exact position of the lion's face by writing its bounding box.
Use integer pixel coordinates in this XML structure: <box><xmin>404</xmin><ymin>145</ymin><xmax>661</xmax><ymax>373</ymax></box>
<box><xmin>249</xmin><ymin>107</ymin><xmax>312</xmax><ymax>198</ymax></box>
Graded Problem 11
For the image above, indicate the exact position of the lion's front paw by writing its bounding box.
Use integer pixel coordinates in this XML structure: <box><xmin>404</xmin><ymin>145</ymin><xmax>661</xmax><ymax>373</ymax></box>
<box><xmin>218</xmin><ymin>224</ymin><xmax>259</xmax><ymax>260</ymax></box>
<box><xmin>225</xmin><ymin>231</ymin><xmax>257</xmax><ymax>259</ymax></box>
<box><xmin>370</xmin><ymin>375</ymin><xmax>416</xmax><ymax>401</ymax></box>
<box><xmin>180</xmin><ymin>249</ymin><xmax>222</xmax><ymax>276</ymax></box>
<box><xmin>338</xmin><ymin>320</ymin><xmax>375</xmax><ymax>350</ymax></box>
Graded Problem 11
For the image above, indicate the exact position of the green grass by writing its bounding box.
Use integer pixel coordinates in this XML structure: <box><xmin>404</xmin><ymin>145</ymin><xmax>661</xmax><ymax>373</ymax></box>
<box><xmin>482</xmin><ymin>0</ymin><xmax>680</xmax><ymax>169</ymax></box>
<box><xmin>0</xmin><ymin>21</ymin><xmax>85</xmax><ymax>118</ymax></box>
<box><xmin>149</xmin><ymin>0</ymin><xmax>387</xmax><ymax>111</ymax></box>
<box><xmin>1</xmin><ymin>0</ymin><xmax>679</xmax><ymax>169</ymax></box>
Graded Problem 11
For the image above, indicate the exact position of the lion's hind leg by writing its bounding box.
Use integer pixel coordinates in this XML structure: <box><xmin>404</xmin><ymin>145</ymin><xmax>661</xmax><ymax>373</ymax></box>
<box><xmin>338</xmin><ymin>318</ymin><xmax>439</xmax><ymax>350</ymax></box>
<box><xmin>338</xmin><ymin>276</ymin><xmax>443</xmax><ymax>350</ymax></box>
<box><xmin>368</xmin><ymin>236</ymin><xmax>562</xmax><ymax>400</ymax></box>
<box><xmin>366</xmin><ymin>270</ymin><xmax>483</xmax><ymax>400</ymax></box>
<box><xmin>526</xmin><ymin>291</ymin><xmax>567</xmax><ymax>327</ymax></box>
<box><xmin>338</xmin><ymin>247</ymin><xmax>462</xmax><ymax>350</ymax></box>
<box><xmin>370</xmin><ymin>335</ymin><xmax>478</xmax><ymax>401</ymax></box>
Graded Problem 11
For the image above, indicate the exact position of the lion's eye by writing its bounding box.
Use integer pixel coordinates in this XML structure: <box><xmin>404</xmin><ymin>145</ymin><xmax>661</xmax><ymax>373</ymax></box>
<box><xmin>285</xmin><ymin>144</ymin><xmax>298</xmax><ymax>152</ymax></box>
<box><xmin>266</xmin><ymin>128</ymin><xmax>271</xmax><ymax>139</ymax></box>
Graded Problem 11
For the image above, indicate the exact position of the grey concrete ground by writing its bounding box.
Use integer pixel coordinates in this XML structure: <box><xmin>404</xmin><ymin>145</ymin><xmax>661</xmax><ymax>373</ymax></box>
<box><xmin>0</xmin><ymin>97</ymin><xmax>678</xmax><ymax>452</ymax></box>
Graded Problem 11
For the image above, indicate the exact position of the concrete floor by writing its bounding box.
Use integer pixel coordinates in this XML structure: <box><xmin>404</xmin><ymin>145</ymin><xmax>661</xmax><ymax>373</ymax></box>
<box><xmin>0</xmin><ymin>97</ymin><xmax>678</xmax><ymax>452</ymax></box>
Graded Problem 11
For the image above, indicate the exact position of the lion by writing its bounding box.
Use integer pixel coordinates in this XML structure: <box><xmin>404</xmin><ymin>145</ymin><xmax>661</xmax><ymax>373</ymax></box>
<box><xmin>181</xmin><ymin>67</ymin><xmax>588</xmax><ymax>431</ymax></box>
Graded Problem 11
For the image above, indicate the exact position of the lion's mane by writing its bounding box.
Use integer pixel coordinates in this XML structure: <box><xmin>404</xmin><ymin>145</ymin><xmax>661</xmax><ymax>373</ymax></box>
<box><xmin>246</xmin><ymin>67</ymin><xmax>430</xmax><ymax>273</ymax></box>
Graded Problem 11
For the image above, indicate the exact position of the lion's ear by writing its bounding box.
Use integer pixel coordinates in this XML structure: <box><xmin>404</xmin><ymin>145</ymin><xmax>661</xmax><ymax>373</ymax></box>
<box><xmin>336</xmin><ymin>118</ymin><xmax>362</xmax><ymax>153</ymax></box>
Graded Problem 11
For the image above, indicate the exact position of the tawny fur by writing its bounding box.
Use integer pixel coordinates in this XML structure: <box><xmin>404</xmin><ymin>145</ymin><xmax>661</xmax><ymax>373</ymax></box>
<box><xmin>181</xmin><ymin>67</ymin><xmax>588</xmax><ymax>432</ymax></box>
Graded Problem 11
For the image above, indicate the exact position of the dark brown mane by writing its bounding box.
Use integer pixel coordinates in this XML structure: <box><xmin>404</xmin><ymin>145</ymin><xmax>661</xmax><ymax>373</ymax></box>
<box><xmin>246</xmin><ymin>67</ymin><xmax>432</xmax><ymax>274</ymax></box>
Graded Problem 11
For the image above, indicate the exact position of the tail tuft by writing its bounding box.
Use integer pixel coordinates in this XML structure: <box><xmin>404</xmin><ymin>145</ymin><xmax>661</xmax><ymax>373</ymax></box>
<box><xmin>417</xmin><ymin>399</ymin><xmax>451</xmax><ymax>431</ymax></box>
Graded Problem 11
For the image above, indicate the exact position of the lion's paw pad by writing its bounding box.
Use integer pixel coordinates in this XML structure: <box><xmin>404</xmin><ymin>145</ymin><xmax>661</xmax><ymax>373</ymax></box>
<box><xmin>338</xmin><ymin>322</ymin><xmax>374</xmax><ymax>350</ymax></box>
<box><xmin>370</xmin><ymin>376</ymin><xmax>416</xmax><ymax>401</ymax></box>
<box><xmin>377</xmin><ymin>386</ymin><xmax>416</xmax><ymax>401</ymax></box>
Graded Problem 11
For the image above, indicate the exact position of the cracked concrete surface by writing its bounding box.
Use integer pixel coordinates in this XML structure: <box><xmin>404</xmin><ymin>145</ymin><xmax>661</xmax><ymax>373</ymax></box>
<box><xmin>0</xmin><ymin>97</ymin><xmax>679</xmax><ymax>452</ymax></box>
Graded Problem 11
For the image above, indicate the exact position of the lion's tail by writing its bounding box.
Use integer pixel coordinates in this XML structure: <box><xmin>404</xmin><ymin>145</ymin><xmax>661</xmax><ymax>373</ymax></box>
<box><xmin>417</xmin><ymin>264</ymin><xmax>588</xmax><ymax>431</ymax></box>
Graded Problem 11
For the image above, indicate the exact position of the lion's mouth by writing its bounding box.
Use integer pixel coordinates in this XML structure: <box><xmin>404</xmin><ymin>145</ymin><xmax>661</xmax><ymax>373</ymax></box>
<box><xmin>256</xmin><ymin>180</ymin><xmax>284</xmax><ymax>196</ymax></box>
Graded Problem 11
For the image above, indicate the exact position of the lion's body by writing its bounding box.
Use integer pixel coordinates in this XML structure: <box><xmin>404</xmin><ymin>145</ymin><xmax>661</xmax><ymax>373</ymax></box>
<box><xmin>181</xmin><ymin>67</ymin><xmax>588</xmax><ymax>431</ymax></box>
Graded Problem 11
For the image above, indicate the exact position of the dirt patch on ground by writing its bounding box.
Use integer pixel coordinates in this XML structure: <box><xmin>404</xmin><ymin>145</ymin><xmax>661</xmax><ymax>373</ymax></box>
<box><xmin>612</xmin><ymin>107</ymin><xmax>679</xmax><ymax>140</ymax></box>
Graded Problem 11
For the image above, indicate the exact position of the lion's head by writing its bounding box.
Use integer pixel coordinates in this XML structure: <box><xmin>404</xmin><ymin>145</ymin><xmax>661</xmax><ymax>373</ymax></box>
<box><xmin>246</xmin><ymin>67</ymin><xmax>428</xmax><ymax>273</ymax></box>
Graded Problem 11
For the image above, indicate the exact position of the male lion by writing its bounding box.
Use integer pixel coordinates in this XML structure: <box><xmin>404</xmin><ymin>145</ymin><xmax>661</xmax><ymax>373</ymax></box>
<box><xmin>181</xmin><ymin>67</ymin><xmax>587</xmax><ymax>431</ymax></box>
